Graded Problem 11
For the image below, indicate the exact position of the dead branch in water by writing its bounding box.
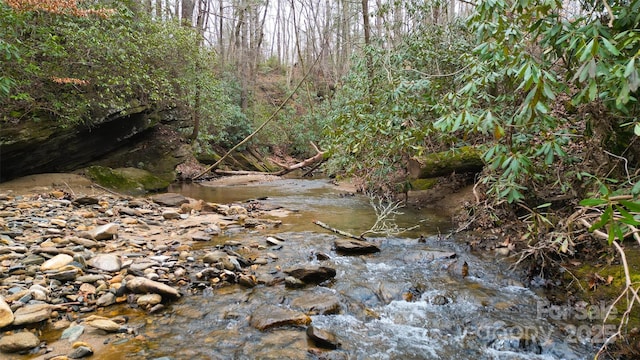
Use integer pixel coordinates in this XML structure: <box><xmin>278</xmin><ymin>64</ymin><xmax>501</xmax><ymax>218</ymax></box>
<box><xmin>313</xmin><ymin>194</ymin><xmax>418</xmax><ymax>240</ymax></box>
<box><xmin>313</xmin><ymin>220</ymin><xmax>363</xmax><ymax>240</ymax></box>
<box><xmin>360</xmin><ymin>194</ymin><xmax>419</xmax><ymax>238</ymax></box>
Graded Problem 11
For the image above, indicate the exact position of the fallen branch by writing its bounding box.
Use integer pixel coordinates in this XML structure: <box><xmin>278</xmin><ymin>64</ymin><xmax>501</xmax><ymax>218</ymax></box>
<box><xmin>193</xmin><ymin>42</ymin><xmax>327</xmax><ymax>180</ymax></box>
<box><xmin>313</xmin><ymin>220</ymin><xmax>363</xmax><ymax>240</ymax></box>
<box><xmin>271</xmin><ymin>142</ymin><xmax>325</xmax><ymax>175</ymax></box>
<box><xmin>360</xmin><ymin>195</ymin><xmax>418</xmax><ymax>238</ymax></box>
<box><xmin>209</xmin><ymin>142</ymin><xmax>325</xmax><ymax>177</ymax></box>
<box><xmin>302</xmin><ymin>160</ymin><xmax>324</xmax><ymax>177</ymax></box>
<box><xmin>213</xmin><ymin>169</ymin><xmax>274</xmax><ymax>176</ymax></box>
<box><xmin>313</xmin><ymin>195</ymin><xmax>419</xmax><ymax>241</ymax></box>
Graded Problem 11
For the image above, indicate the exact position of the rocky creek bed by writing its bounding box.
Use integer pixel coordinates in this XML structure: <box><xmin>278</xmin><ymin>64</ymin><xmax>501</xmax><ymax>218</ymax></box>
<box><xmin>0</xmin><ymin>177</ymin><xmax>599</xmax><ymax>359</ymax></box>
<box><xmin>0</xmin><ymin>186</ymin><xmax>355</xmax><ymax>359</ymax></box>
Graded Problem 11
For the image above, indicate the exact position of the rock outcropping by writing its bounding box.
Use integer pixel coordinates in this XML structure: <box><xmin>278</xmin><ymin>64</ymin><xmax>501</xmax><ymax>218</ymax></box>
<box><xmin>0</xmin><ymin>106</ymin><xmax>157</xmax><ymax>182</ymax></box>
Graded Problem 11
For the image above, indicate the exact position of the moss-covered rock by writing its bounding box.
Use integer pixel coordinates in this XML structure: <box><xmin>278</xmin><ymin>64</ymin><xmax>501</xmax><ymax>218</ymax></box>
<box><xmin>87</xmin><ymin>126</ymin><xmax>187</xmax><ymax>183</ymax></box>
<box><xmin>409</xmin><ymin>178</ymin><xmax>438</xmax><ymax>191</ymax></box>
<box><xmin>408</xmin><ymin>146</ymin><xmax>484</xmax><ymax>179</ymax></box>
<box><xmin>84</xmin><ymin>166</ymin><xmax>170</xmax><ymax>195</ymax></box>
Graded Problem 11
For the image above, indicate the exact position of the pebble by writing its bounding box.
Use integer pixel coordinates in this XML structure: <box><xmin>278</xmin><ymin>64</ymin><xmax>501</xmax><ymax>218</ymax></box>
<box><xmin>85</xmin><ymin>317</ymin><xmax>122</xmax><ymax>332</ymax></box>
<box><xmin>61</xmin><ymin>325</ymin><xmax>85</xmax><ymax>342</ymax></box>
<box><xmin>87</xmin><ymin>254</ymin><xmax>122</xmax><ymax>272</ymax></box>
<box><xmin>137</xmin><ymin>293</ymin><xmax>163</xmax><ymax>307</ymax></box>
<box><xmin>69</xmin><ymin>345</ymin><xmax>93</xmax><ymax>358</ymax></box>
<box><xmin>40</xmin><ymin>254</ymin><xmax>74</xmax><ymax>271</ymax></box>
<box><xmin>95</xmin><ymin>292</ymin><xmax>117</xmax><ymax>307</ymax></box>
<box><xmin>87</xmin><ymin>223</ymin><xmax>119</xmax><ymax>240</ymax></box>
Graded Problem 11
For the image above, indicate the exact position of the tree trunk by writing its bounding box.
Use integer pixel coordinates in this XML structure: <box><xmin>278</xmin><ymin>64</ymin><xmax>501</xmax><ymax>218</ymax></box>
<box><xmin>181</xmin><ymin>0</ymin><xmax>194</xmax><ymax>26</ymax></box>
<box><xmin>361</xmin><ymin>0</ymin><xmax>374</xmax><ymax>95</ymax></box>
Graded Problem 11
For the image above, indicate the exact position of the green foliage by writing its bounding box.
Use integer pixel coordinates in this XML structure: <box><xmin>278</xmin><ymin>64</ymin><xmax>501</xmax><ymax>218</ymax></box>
<box><xmin>321</xmin><ymin>19</ymin><xmax>473</xmax><ymax>190</ymax></box>
<box><xmin>0</xmin><ymin>4</ymin><xmax>22</xmax><ymax>97</ymax></box>
<box><xmin>0</xmin><ymin>1</ymin><xmax>218</xmax><ymax>130</ymax></box>
<box><xmin>435</xmin><ymin>0</ymin><xmax>640</xmax><ymax>204</ymax></box>
<box><xmin>192</xmin><ymin>71</ymin><xmax>252</xmax><ymax>152</ymax></box>
<box><xmin>1</xmin><ymin>0</ymin><xmax>251</xmax><ymax>157</ymax></box>
<box><xmin>579</xmin><ymin>172</ymin><xmax>640</xmax><ymax>245</ymax></box>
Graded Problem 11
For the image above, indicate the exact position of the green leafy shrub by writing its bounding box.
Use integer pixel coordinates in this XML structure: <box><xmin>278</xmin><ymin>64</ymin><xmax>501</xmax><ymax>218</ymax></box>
<box><xmin>321</xmin><ymin>20</ymin><xmax>473</xmax><ymax>191</ymax></box>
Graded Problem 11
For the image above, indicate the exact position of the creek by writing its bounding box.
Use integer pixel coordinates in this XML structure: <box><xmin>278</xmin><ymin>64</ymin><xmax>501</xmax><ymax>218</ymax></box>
<box><xmin>104</xmin><ymin>178</ymin><xmax>596</xmax><ymax>359</ymax></box>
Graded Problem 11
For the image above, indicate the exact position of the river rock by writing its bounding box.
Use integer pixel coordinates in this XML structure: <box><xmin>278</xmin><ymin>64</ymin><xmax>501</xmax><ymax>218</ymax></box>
<box><xmin>95</xmin><ymin>292</ymin><xmax>116</xmax><ymax>307</ymax></box>
<box><xmin>266</xmin><ymin>236</ymin><xmax>284</xmax><ymax>246</ymax></box>
<box><xmin>125</xmin><ymin>277</ymin><xmax>181</xmax><ymax>298</ymax></box>
<box><xmin>202</xmin><ymin>250</ymin><xmax>227</xmax><ymax>264</ymax></box>
<box><xmin>87</xmin><ymin>254</ymin><xmax>122</xmax><ymax>272</ymax></box>
<box><xmin>190</xmin><ymin>230</ymin><xmax>212</xmax><ymax>241</ymax></box>
<box><xmin>291</xmin><ymin>293</ymin><xmax>341</xmax><ymax>315</ymax></box>
<box><xmin>151</xmin><ymin>193</ymin><xmax>190</xmax><ymax>207</ymax></box>
<box><xmin>87</xmin><ymin>223</ymin><xmax>118</xmax><ymax>240</ymax></box>
<box><xmin>76</xmin><ymin>274</ymin><xmax>106</xmax><ymax>283</ymax></box>
<box><xmin>0</xmin><ymin>296</ymin><xmax>14</xmax><ymax>328</ymax></box>
<box><xmin>238</xmin><ymin>274</ymin><xmax>257</xmax><ymax>288</ymax></box>
<box><xmin>12</xmin><ymin>304</ymin><xmax>52</xmax><ymax>326</ymax></box>
<box><xmin>162</xmin><ymin>210</ymin><xmax>181</xmax><ymax>220</ymax></box>
<box><xmin>285</xmin><ymin>276</ymin><xmax>306</xmax><ymax>288</ymax></box>
<box><xmin>306</xmin><ymin>326</ymin><xmax>340</xmax><ymax>349</ymax></box>
<box><xmin>50</xmin><ymin>218</ymin><xmax>67</xmax><ymax>228</ymax></box>
<box><xmin>284</xmin><ymin>265</ymin><xmax>336</xmax><ymax>284</ymax></box>
<box><xmin>47</xmin><ymin>265</ymin><xmax>82</xmax><ymax>281</ymax></box>
<box><xmin>40</xmin><ymin>254</ymin><xmax>74</xmax><ymax>271</ymax></box>
<box><xmin>61</xmin><ymin>324</ymin><xmax>85</xmax><ymax>342</ymax></box>
<box><xmin>0</xmin><ymin>331</ymin><xmax>40</xmax><ymax>353</ymax></box>
<box><xmin>250</xmin><ymin>305</ymin><xmax>311</xmax><ymax>330</ymax></box>
<box><xmin>69</xmin><ymin>236</ymin><xmax>101</xmax><ymax>248</ymax></box>
<box><xmin>85</xmin><ymin>317</ymin><xmax>122</xmax><ymax>333</ymax></box>
<box><xmin>72</xmin><ymin>197</ymin><xmax>99</xmax><ymax>206</ymax></box>
<box><xmin>137</xmin><ymin>293</ymin><xmax>163</xmax><ymax>307</ymax></box>
<box><xmin>334</xmin><ymin>239</ymin><xmax>380</xmax><ymax>254</ymax></box>
<box><xmin>29</xmin><ymin>284</ymin><xmax>49</xmax><ymax>301</ymax></box>
<box><xmin>69</xmin><ymin>345</ymin><xmax>94</xmax><ymax>358</ymax></box>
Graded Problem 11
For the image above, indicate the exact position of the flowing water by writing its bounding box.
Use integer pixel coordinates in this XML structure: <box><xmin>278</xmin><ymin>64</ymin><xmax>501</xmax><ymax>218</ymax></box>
<box><xmin>112</xmin><ymin>179</ymin><xmax>596</xmax><ymax>359</ymax></box>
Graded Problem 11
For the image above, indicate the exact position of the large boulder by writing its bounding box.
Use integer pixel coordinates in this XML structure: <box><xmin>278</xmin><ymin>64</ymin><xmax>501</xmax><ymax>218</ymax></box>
<box><xmin>84</xmin><ymin>166</ymin><xmax>170</xmax><ymax>194</ymax></box>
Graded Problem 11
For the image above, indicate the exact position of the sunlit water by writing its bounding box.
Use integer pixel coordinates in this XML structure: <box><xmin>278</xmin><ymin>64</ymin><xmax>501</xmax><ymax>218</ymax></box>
<box><xmin>113</xmin><ymin>179</ymin><xmax>596</xmax><ymax>359</ymax></box>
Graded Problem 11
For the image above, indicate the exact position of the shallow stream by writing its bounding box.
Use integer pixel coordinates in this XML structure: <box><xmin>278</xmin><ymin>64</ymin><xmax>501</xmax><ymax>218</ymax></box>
<box><xmin>108</xmin><ymin>178</ymin><xmax>597</xmax><ymax>359</ymax></box>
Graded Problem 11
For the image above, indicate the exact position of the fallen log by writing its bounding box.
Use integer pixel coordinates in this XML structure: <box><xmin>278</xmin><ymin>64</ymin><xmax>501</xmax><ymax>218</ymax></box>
<box><xmin>408</xmin><ymin>146</ymin><xmax>484</xmax><ymax>179</ymax></box>
<box><xmin>270</xmin><ymin>142</ymin><xmax>325</xmax><ymax>175</ymax></box>
<box><xmin>211</xmin><ymin>142</ymin><xmax>325</xmax><ymax>177</ymax></box>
